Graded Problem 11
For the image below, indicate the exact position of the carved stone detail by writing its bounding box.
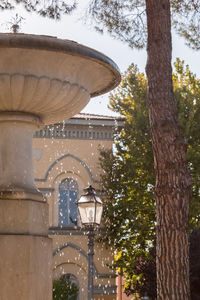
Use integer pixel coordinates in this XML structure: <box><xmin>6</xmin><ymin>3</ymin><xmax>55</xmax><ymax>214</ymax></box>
<box><xmin>34</xmin><ymin>126</ymin><xmax>114</xmax><ymax>140</ymax></box>
<box><xmin>0</xmin><ymin>73</ymin><xmax>90</xmax><ymax>125</ymax></box>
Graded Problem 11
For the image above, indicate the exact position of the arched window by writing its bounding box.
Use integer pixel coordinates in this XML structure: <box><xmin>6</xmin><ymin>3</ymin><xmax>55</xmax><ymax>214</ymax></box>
<box><xmin>58</xmin><ymin>178</ymin><xmax>78</xmax><ymax>227</ymax></box>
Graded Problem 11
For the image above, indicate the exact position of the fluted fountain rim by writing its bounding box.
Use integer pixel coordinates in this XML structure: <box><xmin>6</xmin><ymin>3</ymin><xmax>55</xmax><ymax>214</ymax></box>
<box><xmin>0</xmin><ymin>33</ymin><xmax>121</xmax><ymax>97</ymax></box>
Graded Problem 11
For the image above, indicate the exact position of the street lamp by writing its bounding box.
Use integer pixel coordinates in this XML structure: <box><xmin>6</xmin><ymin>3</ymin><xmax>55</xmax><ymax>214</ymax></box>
<box><xmin>77</xmin><ymin>185</ymin><xmax>103</xmax><ymax>300</ymax></box>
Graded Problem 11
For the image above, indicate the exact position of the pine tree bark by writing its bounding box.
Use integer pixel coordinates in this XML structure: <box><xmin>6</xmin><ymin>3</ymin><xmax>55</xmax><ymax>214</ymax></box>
<box><xmin>145</xmin><ymin>0</ymin><xmax>191</xmax><ymax>299</ymax></box>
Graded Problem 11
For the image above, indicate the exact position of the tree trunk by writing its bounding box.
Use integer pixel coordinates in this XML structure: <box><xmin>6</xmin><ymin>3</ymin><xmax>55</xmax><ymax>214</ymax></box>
<box><xmin>145</xmin><ymin>0</ymin><xmax>191</xmax><ymax>299</ymax></box>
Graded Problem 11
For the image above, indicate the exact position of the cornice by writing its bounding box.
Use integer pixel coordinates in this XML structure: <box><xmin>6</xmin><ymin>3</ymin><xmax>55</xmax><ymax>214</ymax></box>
<box><xmin>34</xmin><ymin>125</ymin><xmax>115</xmax><ymax>140</ymax></box>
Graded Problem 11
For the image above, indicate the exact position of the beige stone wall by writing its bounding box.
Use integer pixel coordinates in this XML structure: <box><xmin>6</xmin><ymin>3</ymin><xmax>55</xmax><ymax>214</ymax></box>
<box><xmin>33</xmin><ymin>131</ymin><xmax>116</xmax><ymax>300</ymax></box>
<box><xmin>33</xmin><ymin>138</ymin><xmax>112</xmax><ymax>225</ymax></box>
<box><xmin>33</xmin><ymin>138</ymin><xmax>112</xmax><ymax>182</ymax></box>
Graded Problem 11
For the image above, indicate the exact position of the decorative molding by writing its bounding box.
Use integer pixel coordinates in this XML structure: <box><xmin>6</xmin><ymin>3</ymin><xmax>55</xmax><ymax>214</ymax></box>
<box><xmin>53</xmin><ymin>242</ymin><xmax>116</xmax><ymax>280</ymax></box>
<box><xmin>64</xmin><ymin>117</ymin><xmax>124</xmax><ymax>127</ymax></box>
<box><xmin>0</xmin><ymin>73</ymin><xmax>87</xmax><ymax>112</ymax></box>
<box><xmin>49</xmin><ymin>227</ymin><xmax>84</xmax><ymax>235</ymax></box>
<box><xmin>49</xmin><ymin>226</ymin><xmax>105</xmax><ymax>236</ymax></box>
<box><xmin>49</xmin><ymin>227</ymin><xmax>105</xmax><ymax>237</ymax></box>
<box><xmin>35</xmin><ymin>153</ymin><xmax>100</xmax><ymax>183</ymax></box>
<box><xmin>53</xmin><ymin>242</ymin><xmax>87</xmax><ymax>258</ymax></box>
<box><xmin>0</xmin><ymin>232</ymin><xmax>47</xmax><ymax>238</ymax></box>
<box><xmin>34</xmin><ymin>125</ymin><xmax>115</xmax><ymax>140</ymax></box>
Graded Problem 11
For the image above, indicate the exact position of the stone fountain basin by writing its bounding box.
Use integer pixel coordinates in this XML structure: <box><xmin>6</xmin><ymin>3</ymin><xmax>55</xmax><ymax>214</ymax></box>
<box><xmin>0</xmin><ymin>34</ymin><xmax>121</xmax><ymax>125</ymax></box>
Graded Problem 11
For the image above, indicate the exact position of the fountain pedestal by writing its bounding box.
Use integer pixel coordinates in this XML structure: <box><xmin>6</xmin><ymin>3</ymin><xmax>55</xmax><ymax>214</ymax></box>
<box><xmin>0</xmin><ymin>34</ymin><xmax>120</xmax><ymax>299</ymax></box>
<box><xmin>0</xmin><ymin>113</ymin><xmax>52</xmax><ymax>300</ymax></box>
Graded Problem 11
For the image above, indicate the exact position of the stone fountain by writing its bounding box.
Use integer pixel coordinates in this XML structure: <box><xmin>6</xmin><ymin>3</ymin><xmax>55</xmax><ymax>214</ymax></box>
<box><xmin>0</xmin><ymin>34</ymin><xmax>121</xmax><ymax>300</ymax></box>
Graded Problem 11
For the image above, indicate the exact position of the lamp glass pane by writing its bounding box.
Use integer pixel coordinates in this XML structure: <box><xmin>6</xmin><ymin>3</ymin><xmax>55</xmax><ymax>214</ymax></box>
<box><xmin>78</xmin><ymin>205</ymin><xmax>87</xmax><ymax>224</ymax></box>
<box><xmin>95</xmin><ymin>204</ymin><xmax>103</xmax><ymax>225</ymax></box>
<box><xmin>78</xmin><ymin>202</ymin><xmax>95</xmax><ymax>225</ymax></box>
<box><xmin>85</xmin><ymin>206</ymin><xmax>95</xmax><ymax>223</ymax></box>
<box><xmin>78</xmin><ymin>192</ymin><xmax>103</xmax><ymax>226</ymax></box>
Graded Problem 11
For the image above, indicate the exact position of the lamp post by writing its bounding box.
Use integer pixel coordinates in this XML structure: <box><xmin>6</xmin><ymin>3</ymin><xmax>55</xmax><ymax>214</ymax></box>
<box><xmin>77</xmin><ymin>185</ymin><xmax>103</xmax><ymax>300</ymax></box>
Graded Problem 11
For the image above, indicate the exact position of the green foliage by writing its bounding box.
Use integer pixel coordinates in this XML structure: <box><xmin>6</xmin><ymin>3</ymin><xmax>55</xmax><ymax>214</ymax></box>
<box><xmin>123</xmin><ymin>245</ymin><xmax>156</xmax><ymax>298</ymax></box>
<box><xmin>100</xmin><ymin>64</ymin><xmax>155</xmax><ymax>286</ymax></box>
<box><xmin>88</xmin><ymin>0</ymin><xmax>146</xmax><ymax>49</ymax></box>
<box><xmin>173</xmin><ymin>59</ymin><xmax>200</xmax><ymax>226</ymax></box>
<box><xmin>0</xmin><ymin>0</ymin><xmax>77</xmax><ymax>19</ymax></box>
<box><xmin>53</xmin><ymin>278</ymin><xmax>78</xmax><ymax>300</ymax></box>
<box><xmin>100</xmin><ymin>63</ymin><xmax>155</xmax><ymax>253</ymax></box>
<box><xmin>100</xmin><ymin>60</ymin><xmax>200</xmax><ymax>290</ymax></box>
<box><xmin>88</xmin><ymin>0</ymin><xmax>200</xmax><ymax>49</ymax></box>
<box><xmin>123</xmin><ymin>229</ymin><xmax>200</xmax><ymax>299</ymax></box>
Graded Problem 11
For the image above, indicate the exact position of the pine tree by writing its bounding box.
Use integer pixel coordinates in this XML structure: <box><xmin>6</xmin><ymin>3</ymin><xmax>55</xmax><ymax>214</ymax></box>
<box><xmin>100</xmin><ymin>60</ymin><xmax>200</xmax><ymax>299</ymax></box>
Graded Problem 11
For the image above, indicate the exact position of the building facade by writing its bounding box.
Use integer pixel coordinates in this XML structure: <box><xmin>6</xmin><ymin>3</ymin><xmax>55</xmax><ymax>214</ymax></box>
<box><xmin>33</xmin><ymin>113</ymin><xmax>123</xmax><ymax>300</ymax></box>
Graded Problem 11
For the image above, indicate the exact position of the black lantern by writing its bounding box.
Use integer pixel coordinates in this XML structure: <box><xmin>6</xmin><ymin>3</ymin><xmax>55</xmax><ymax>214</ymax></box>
<box><xmin>77</xmin><ymin>185</ymin><xmax>103</xmax><ymax>300</ymax></box>
<box><xmin>77</xmin><ymin>185</ymin><xmax>103</xmax><ymax>227</ymax></box>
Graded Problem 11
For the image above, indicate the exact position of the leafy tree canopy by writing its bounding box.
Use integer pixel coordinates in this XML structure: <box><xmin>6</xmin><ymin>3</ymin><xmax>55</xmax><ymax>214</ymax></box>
<box><xmin>88</xmin><ymin>0</ymin><xmax>200</xmax><ymax>49</ymax></box>
<box><xmin>100</xmin><ymin>59</ymin><xmax>200</xmax><ymax>289</ymax></box>
<box><xmin>123</xmin><ymin>229</ymin><xmax>200</xmax><ymax>299</ymax></box>
<box><xmin>53</xmin><ymin>277</ymin><xmax>78</xmax><ymax>299</ymax></box>
<box><xmin>0</xmin><ymin>0</ymin><xmax>77</xmax><ymax>19</ymax></box>
<box><xmin>3</xmin><ymin>0</ymin><xmax>200</xmax><ymax>48</ymax></box>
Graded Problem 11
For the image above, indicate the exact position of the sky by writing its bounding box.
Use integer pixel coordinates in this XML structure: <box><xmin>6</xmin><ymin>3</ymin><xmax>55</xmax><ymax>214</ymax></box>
<box><xmin>1</xmin><ymin>1</ymin><xmax>200</xmax><ymax>116</ymax></box>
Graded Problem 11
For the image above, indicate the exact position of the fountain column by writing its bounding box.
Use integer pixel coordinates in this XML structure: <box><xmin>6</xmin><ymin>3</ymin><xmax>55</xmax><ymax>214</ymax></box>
<box><xmin>0</xmin><ymin>112</ymin><xmax>52</xmax><ymax>300</ymax></box>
